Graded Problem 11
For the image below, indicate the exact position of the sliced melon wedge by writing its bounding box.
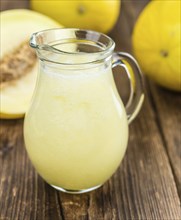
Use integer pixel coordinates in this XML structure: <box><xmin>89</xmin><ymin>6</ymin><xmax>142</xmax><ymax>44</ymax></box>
<box><xmin>0</xmin><ymin>9</ymin><xmax>62</xmax><ymax>119</ymax></box>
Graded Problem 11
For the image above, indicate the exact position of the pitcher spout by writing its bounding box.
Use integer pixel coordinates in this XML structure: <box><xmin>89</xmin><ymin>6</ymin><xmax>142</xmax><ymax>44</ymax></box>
<box><xmin>30</xmin><ymin>32</ymin><xmax>67</xmax><ymax>55</ymax></box>
<box><xmin>30</xmin><ymin>32</ymin><xmax>37</xmax><ymax>49</ymax></box>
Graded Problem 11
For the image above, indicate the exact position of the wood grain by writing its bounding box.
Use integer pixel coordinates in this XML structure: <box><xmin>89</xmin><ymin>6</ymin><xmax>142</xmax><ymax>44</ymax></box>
<box><xmin>0</xmin><ymin>120</ymin><xmax>64</xmax><ymax>220</ymax></box>
<box><xmin>0</xmin><ymin>1</ymin><xmax>181</xmax><ymax>220</ymax></box>
<box><xmin>148</xmin><ymin>82</ymin><xmax>181</xmax><ymax>197</ymax></box>
<box><xmin>0</xmin><ymin>1</ymin><xmax>29</xmax><ymax>11</ymax></box>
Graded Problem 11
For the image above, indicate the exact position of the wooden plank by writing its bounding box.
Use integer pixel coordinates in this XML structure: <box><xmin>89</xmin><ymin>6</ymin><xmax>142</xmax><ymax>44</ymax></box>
<box><xmin>0</xmin><ymin>120</ymin><xmax>64</xmax><ymax>220</ymax></box>
<box><xmin>148</xmin><ymin>82</ymin><xmax>181</xmax><ymax>197</ymax></box>
<box><xmin>110</xmin><ymin>0</ymin><xmax>149</xmax><ymax>52</ymax></box>
<box><xmin>0</xmin><ymin>0</ymin><xmax>29</xmax><ymax>11</ymax></box>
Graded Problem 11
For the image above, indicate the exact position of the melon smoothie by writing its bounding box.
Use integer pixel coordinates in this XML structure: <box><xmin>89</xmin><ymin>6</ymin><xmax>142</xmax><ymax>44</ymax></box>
<box><xmin>24</xmin><ymin>60</ymin><xmax>128</xmax><ymax>191</ymax></box>
<box><xmin>24</xmin><ymin>28</ymin><xmax>144</xmax><ymax>193</ymax></box>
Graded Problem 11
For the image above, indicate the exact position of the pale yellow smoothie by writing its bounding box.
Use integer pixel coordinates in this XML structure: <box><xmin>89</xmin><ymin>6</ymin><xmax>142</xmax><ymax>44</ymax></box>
<box><xmin>24</xmin><ymin>62</ymin><xmax>128</xmax><ymax>190</ymax></box>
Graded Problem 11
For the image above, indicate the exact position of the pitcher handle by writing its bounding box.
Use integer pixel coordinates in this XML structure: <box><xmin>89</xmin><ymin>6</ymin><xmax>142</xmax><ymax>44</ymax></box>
<box><xmin>112</xmin><ymin>52</ymin><xmax>145</xmax><ymax>124</ymax></box>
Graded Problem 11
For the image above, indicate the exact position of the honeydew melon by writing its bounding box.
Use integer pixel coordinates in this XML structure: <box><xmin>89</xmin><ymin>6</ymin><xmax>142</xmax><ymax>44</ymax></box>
<box><xmin>0</xmin><ymin>9</ymin><xmax>62</xmax><ymax>119</ymax></box>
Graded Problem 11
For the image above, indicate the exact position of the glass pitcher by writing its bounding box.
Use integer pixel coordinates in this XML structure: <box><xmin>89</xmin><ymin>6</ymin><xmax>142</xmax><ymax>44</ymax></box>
<box><xmin>24</xmin><ymin>28</ymin><xmax>144</xmax><ymax>194</ymax></box>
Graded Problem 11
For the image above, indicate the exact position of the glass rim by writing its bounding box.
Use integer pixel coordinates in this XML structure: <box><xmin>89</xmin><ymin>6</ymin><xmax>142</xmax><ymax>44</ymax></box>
<box><xmin>30</xmin><ymin>28</ymin><xmax>115</xmax><ymax>65</ymax></box>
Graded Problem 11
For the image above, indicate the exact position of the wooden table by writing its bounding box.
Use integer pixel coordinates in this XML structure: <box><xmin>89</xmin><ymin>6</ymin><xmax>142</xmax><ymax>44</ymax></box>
<box><xmin>1</xmin><ymin>1</ymin><xmax>181</xmax><ymax>219</ymax></box>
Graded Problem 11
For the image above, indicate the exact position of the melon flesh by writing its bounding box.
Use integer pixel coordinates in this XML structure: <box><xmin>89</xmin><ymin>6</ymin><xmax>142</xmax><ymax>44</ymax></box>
<box><xmin>0</xmin><ymin>9</ymin><xmax>62</xmax><ymax>119</ymax></box>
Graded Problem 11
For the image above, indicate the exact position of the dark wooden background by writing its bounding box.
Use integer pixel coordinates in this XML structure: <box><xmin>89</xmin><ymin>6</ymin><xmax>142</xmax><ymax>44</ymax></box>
<box><xmin>0</xmin><ymin>1</ymin><xmax>181</xmax><ymax>219</ymax></box>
